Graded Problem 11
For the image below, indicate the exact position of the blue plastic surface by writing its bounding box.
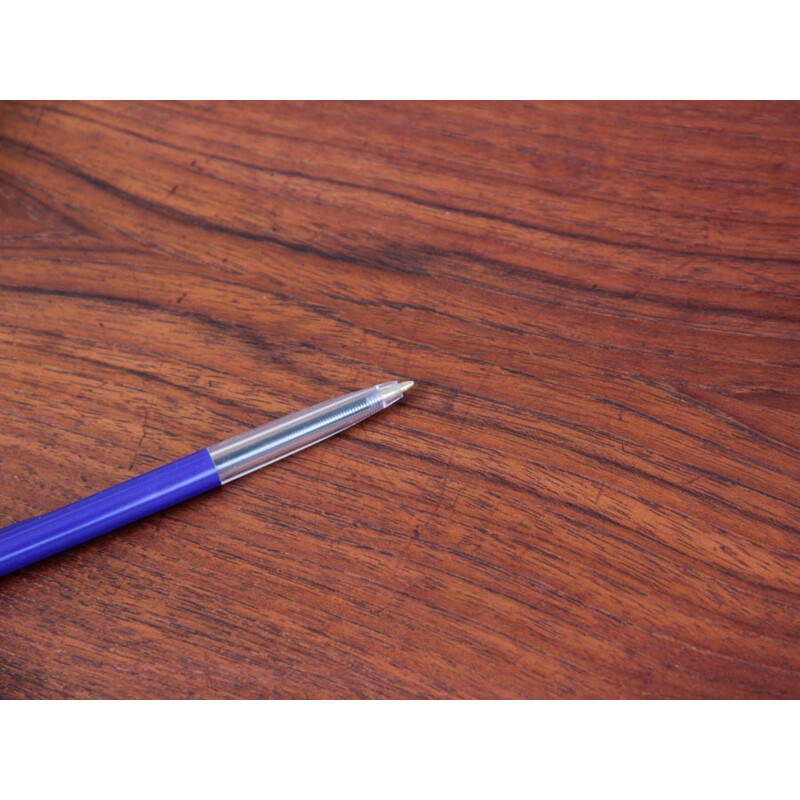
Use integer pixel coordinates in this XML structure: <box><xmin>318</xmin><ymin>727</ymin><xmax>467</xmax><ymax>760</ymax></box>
<box><xmin>0</xmin><ymin>449</ymin><xmax>221</xmax><ymax>577</ymax></box>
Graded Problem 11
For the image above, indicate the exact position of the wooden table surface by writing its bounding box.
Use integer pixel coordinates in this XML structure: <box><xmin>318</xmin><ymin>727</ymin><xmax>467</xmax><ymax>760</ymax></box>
<box><xmin>1</xmin><ymin>101</ymin><xmax>798</xmax><ymax>699</ymax></box>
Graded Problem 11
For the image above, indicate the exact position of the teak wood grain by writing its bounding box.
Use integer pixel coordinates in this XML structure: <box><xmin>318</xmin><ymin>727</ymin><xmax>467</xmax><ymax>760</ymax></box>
<box><xmin>0</xmin><ymin>101</ymin><xmax>798</xmax><ymax>699</ymax></box>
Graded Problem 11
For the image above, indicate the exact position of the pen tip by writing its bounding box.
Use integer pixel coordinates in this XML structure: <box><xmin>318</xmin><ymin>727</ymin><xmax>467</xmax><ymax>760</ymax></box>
<box><xmin>397</xmin><ymin>380</ymin><xmax>415</xmax><ymax>393</ymax></box>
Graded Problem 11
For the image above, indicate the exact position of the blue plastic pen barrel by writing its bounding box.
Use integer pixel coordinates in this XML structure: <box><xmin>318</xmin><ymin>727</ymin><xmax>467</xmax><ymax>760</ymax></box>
<box><xmin>0</xmin><ymin>450</ymin><xmax>221</xmax><ymax>577</ymax></box>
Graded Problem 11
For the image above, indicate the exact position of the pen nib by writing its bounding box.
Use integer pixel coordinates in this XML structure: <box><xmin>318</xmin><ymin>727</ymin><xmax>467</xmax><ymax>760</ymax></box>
<box><xmin>397</xmin><ymin>380</ymin><xmax>414</xmax><ymax>393</ymax></box>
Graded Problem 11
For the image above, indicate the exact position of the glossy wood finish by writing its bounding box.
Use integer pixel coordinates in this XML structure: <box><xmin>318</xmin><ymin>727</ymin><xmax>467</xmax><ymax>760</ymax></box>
<box><xmin>1</xmin><ymin>102</ymin><xmax>798</xmax><ymax>698</ymax></box>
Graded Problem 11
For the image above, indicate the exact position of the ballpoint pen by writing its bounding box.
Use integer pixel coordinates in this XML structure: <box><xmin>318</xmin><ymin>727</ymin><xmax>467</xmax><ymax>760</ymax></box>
<box><xmin>0</xmin><ymin>379</ymin><xmax>414</xmax><ymax>577</ymax></box>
